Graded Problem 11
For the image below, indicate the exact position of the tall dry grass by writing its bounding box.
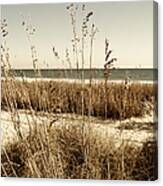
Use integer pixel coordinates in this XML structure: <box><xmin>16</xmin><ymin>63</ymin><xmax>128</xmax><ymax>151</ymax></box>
<box><xmin>1</xmin><ymin>77</ymin><xmax>157</xmax><ymax>180</ymax></box>
<box><xmin>1</xmin><ymin>80</ymin><xmax>156</xmax><ymax>119</ymax></box>
<box><xmin>1</xmin><ymin>123</ymin><xmax>157</xmax><ymax>180</ymax></box>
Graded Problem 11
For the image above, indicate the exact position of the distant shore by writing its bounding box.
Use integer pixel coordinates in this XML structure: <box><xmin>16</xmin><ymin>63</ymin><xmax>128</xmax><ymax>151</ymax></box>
<box><xmin>1</xmin><ymin>77</ymin><xmax>157</xmax><ymax>84</ymax></box>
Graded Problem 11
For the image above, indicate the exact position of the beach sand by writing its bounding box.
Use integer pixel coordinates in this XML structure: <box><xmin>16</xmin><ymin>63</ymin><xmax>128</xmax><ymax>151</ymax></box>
<box><xmin>1</xmin><ymin>109</ymin><xmax>156</xmax><ymax>149</ymax></box>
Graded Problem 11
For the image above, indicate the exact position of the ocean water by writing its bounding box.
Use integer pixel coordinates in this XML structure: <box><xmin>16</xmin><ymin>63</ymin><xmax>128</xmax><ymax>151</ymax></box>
<box><xmin>1</xmin><ymin>68</ymin><xmax>157</xmax><ymax>81</ymax></box>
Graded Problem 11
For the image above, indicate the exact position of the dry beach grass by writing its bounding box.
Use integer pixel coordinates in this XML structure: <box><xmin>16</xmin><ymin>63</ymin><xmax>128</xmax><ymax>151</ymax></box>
<box><xmin>1</xmin><ymin>79</ymin><xmax>158</xmax><ymax>180</ymax></box>
<box><xmin>1</xmin><ymin>80</ymin><xmax>156</xmax><ymax>120</ymax></box>
<box><xmin>1</xmin><ymin>110</ymin><xmax>157</xmax><ymax>180</ymax></box>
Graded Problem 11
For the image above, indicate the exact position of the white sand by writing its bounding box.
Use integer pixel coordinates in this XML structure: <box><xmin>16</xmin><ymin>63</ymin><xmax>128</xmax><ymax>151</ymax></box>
<box><xmin>1</xmin><ymin>110</ymin><xmax>156</xmax><ymax>148</ymax></box>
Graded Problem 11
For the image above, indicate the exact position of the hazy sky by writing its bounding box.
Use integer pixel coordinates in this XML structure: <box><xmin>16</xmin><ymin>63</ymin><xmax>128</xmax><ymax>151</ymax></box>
<box><xmin>1</xmin><ymin>1</ymin><xmax>154</xmax><ymax>69</ymax></box>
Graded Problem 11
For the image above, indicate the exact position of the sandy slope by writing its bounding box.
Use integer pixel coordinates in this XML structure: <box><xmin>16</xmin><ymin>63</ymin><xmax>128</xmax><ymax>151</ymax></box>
<box><xmin>1</xmin><ymin>110</ymin><xmax>157</xmax><ymax>149</ymax></box>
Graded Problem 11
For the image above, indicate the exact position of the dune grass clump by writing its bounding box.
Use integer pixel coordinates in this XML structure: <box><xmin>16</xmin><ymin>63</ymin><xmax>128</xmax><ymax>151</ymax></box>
<box><xmin>1</xmin><ymin>80</ymin><xmax>156</xmax><ymax>119</ymax></box>
<box><xmin>1</xmin><ymin>122</ymin><xmax>157</xmax><ymax>180</ymax></box>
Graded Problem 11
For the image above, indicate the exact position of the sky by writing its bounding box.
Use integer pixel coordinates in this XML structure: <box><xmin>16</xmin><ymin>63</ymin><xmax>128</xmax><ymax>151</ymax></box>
<box><xmin>1</xmin><ymin>1</ymin><xmax>154</xmax><ymax>69</ymax></box>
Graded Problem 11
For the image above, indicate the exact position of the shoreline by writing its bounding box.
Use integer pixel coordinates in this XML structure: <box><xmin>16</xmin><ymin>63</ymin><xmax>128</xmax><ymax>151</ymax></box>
<box><xmin>1</xmin><ymin>77</ymin><xmax>157</xmax><ymax>84</ymax></box>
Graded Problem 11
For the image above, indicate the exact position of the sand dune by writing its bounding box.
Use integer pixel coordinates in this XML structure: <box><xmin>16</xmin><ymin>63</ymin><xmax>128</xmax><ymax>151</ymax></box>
<box><xmin>1</xmin><ymin>110</ymin><xmax>156</xmax><ymax>148</ymax></box>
